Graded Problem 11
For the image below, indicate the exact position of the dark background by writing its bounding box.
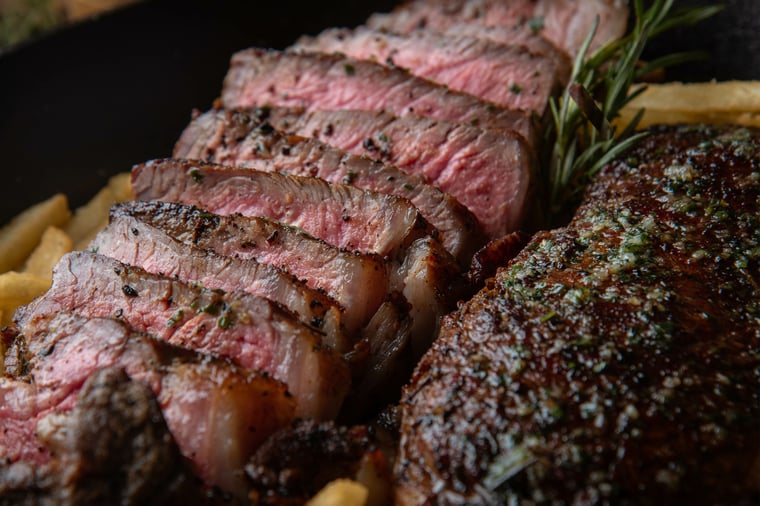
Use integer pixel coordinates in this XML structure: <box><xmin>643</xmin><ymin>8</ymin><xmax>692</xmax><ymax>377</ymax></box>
<box><xmin>0</xmin><ymin>0</ymin><xmax>756</xmax><ymax>223</ymax></box>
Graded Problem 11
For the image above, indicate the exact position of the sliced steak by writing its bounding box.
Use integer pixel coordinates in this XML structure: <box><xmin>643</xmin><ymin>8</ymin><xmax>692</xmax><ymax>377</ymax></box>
<box><xmin>174</xmin><ymin>108</ymin><xmax>484</xmax><ymax>264</ymax></box>
<box><xmin>3</xmin><ymin>314</ymin><xmax>295</xmax><ymax>499</ymax></box>
<box><xmin>109</xmin><ymin>202</ymin><xmax>461</xmax><ymax>390</ymax></box>
<box><xmin>89</xmin><ymin>212</ymin><xmax>349</xmax><ymax>353</ymax></box>
<box><xmin>17</xmin><ymin>251</ymin><xmax>350</xmax><ymax>421</ymax></box>
<box><xmin>131</xmin><ymin>158</ymin><xmax>433</xmax><ymax>259</ymax></box>
<box><xmin>367</xmin><ymin>0</ymin><xmax>630</xmax><ymax>56</ymax></box>
<box><xmin>395</xmin><ymin>125</ymin><xmax>760</xmax><ymax>504</ymax></box>
<box><xmin>220</xmin><ymin>49</ymin><xmax>537</xmax><ymax>144</ymax></box>
<box><xmin>295</xmin><ymin>27</ymin><xmax>567</xmax><ymax>116</ymax></box>
<box><xmin>263</xmin><ymin>107</ymin><xmax>536</xmax><ymax>238</ymax></box>
<box><xmin>111</xmin><ymin>200</ymin><xmax>387</xmax><ymax>335</ymax></box>
<box><xmin>439</xmin><ymin>22</ymin><xmax>572</xmax><ymax>81</ymax></box>
<box><xmin>0</xmin><ymin>367</ymin><xmax>200</xmax><ymax>506</ymax></box>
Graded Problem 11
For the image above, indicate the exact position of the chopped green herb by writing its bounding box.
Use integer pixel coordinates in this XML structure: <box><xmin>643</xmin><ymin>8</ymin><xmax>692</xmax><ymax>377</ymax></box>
<box><xmin>343</xmin><ymin>63</ymin><xmax>356</xmax><ymax>76</ymax></box>
<box><xmin>526</xmin><ymin>16</ymin><xmax>544</xmax><ymax>33</ymax></box>
<box><xmin>187</xmin><ymin>167</ymin><xmax>204</xmax><ymax>183</ymax></box>
<box><xmin>510</xmin><ymin>83</ymin><xmax>523</xmax><ymax>94</ymax></box>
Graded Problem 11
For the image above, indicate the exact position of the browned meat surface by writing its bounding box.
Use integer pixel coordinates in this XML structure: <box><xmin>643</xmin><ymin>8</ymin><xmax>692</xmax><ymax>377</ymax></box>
<box><xmin>245</xmin><ymin>419</ymin><xmax>394</xmax><ymax>506</ymax></box>
<box><xmin>0</xmin><ymin>367</ymin><xmax>200</xmax><ymax>506</ymax></box>
<box><xmin>367</xmin><ymin>0</ymin><xmax>629</xmax><ymax>56</ymax></box>
<box><xmin>17</xmin><ymin>251</ymin><xmax>350</xmax><ymax>420</ymax></box>
<box><xmin>220</xmin><ymin>49</ymin><xmax>536</xmax><ymax>142</ymax></box>
<box><xmin>2</xmin><ymin>314</ymin><xmax>295</xmax><ymax>500</ymax></box>
<box><xmin>173</xmin><ymin>108</ymin><xmax>484</xmax><ymax>264</ymax></box>
<box><xmin>395</xmin><ymin>125</ymin><xmax>760</xmax><ymax>504</ymax></box>
<box><xmin>261</xmin><ymin>107</ymin><xmax>537</xmax><ymax>239</ymax></box>
<box><xmin>295</xmin><ymin>27</ymin><xmax>567</xmax><ymax>115</ymax></box>
<box><xmin>131</xmin><ymin>158</ymin><xmax>433</xmax><ymax>259</ymax></box>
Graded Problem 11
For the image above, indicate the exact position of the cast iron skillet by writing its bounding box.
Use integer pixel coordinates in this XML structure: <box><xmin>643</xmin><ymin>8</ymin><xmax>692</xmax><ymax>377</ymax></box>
<box><xmin>0</xmin><ymin>0</ymin><xmax>757</xmax><ymax>223</ymax></box>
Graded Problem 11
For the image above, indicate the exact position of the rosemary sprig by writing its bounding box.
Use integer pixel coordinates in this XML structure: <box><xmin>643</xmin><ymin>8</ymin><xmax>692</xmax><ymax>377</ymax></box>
<box><xmin>545</xmin><ymin>0</ymin><xmax>723</xmax><ymax>222</ymax></box>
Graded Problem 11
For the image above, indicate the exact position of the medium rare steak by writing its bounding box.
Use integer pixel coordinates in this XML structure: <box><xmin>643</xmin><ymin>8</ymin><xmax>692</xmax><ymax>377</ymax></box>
<box><xmin>90</xmin><ymin>213</ymin><xmax>348</xmax><ymax>352</ymax></box>
<box><xmin>17</xmin><ymin>251</ymin><xmax>350</xmax><ymax>420</ymax></box>
<box><xmin>367</xmin><ymin>0</ymin><xmax>630</xmax><ymax>56</ymax></box>
<box><xmin>295</xmin><ymin>27</ymin><xmax>567</xmax><ymax>115</ymax></box>
<box><xmin>220</xmin><ymin>49</ymin><xmax>537</xmax><ymax>143</ymax></box>
<box><xmin>131</xmin><ymin>159</ymin><xmax>432</xmax><ymax>259</ymax></box>
<box><xmin>173</xmin><ymin>108</ymin><xmax>484</xmax><ymax>264</ymax></box>
<box><xmin>112</xmin><ymin>200</ymin><xmax>388</xmax><ymax>335</ymax></box>
<box><xmin>264</xmin><ymin>107</ymin><xmax>536</xmax><ymax>238</ymax></box>
<box><xmin>439</xmin><ymin>22</ymin><xmax>572</xmax><ymax>80</ymax></box>
<box><xmin>395</xmin><ymin>125</ymin><xmax>760</xmax><ymax>504</ymax></box>
<box><xmin>0</xmin><ymin>367</ymin><xmax>199</xmax><ymax>506</ymax></box>
<box><xmin>2</xmin><ymin>314</ymin><xmax>295</xmax><ymax>499</ymax></box>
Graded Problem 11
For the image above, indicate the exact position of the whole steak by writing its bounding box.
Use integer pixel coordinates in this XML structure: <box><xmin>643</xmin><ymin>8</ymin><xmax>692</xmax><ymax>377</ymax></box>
<box><xmin>395</xmin><ymin>125</ymin><xmax>760</xmax><ymax>504</ymax></box>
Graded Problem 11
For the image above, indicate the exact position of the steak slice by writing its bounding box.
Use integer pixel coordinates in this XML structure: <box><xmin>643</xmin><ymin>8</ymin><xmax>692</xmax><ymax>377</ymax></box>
<box><xmin>3</xmin><ymin>314</ymin><xmax>295</xmax><ymax>499</ymax></box>
<box><xmin>89</xmin><ymin>212</ymin><xmax>349</xmax><ymax>353</ymax></box>
<box><xmin>395</xmin><ymin>125</ymin><xmax>760</xmax><ymax>504</ymax></box>
<box><xmin>220</xmin><ymin>49</ymin><xmax>537</xmax><ymax>144</ymax></box>
<box><xmin>131</xmin><ymin>158</ymin><xmax>433</xmax><ymax>259</ymax></box>
<box><xmin>366</xmin><ymin>0</ymin><xmax>630</xmax><ymax>56</ymax></box>
<box><xmin>111</xmin><ymin>200</ymin><xmax>387</xmax><ymax>335</ymax></box>
<box><xmin>263</xmin><ymin>107</ymin><xmax>536</xmax><ymax>238</ymax></box>
<box><xmin>0</xmin><ymin>367</ymin><xmax>200</xmax><ymax>506</ymax></box>
<box><xmin>439</xmin><ymin>22</ymin><xmax>572</xmax><ymax>81</ymax></box>
<box><xmin>17</xmin><ymin>251</ymin><xmax>350</xmax><ymax>421</ymax></box>
<box><xmin>295</xmin><ymin>27</ymin><xmax>567</xmax><ymax>116</ymax></box>
<box><xmin>173</xmin><ymin>108</ymin><xmax>485</xmax><ymax>264</ymax></box>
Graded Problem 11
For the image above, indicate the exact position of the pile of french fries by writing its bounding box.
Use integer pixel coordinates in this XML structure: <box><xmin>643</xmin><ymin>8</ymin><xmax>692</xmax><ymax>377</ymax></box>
<box><xmin>0</xmin><ymin>173</ymin><xmax>131</xmax><ymax>328</ymax></box>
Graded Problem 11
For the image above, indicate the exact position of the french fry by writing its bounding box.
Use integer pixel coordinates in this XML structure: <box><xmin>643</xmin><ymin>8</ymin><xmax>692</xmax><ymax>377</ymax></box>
<box><xmin>23</xmin><ymin>226</ymin><xmax>73</xmax><ymax>279</ymax></box>
<box><xmin>0</xmin><ymin>194</ymin><xmax>70</xmax><ymax>274</ymax></box>
<box><xmin>64</xmin><ymin>186</ymin><xmax>117</xmax><ymax>246</ymax></box>
<box><xmin>0</xmin><ymin>271</ymin><xmax>50</xmax><ymax>326</ymax></box>
<box><xmin>620</xmin><ymin>81</ymin><xmax>760</xmax><ymax>129</ymax></box>
<box><xmin>108</xmin><ymin>172</ymin><xmax>132</xmax><ymax>202</ymax></box>
<box><xmin>74</xmin><ymin>217</ymin><xmax>109</xmax><ymax>251</ymax></box>
<box><xmin>306</xmin><ymin>480</ymin><xmax>368</xmax><ymax>506</ymax></box>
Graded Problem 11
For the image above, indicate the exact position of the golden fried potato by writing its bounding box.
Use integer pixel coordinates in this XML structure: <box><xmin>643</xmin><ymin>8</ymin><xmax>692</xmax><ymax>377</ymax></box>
<box><xmin>0</xmin><ymin>271</ymin><xmax>50</xmax><ymax>326</ymax></box>
<box><xmin>65</xmin><ymin>186</ymin><xmax>116</xmax><ymax>246</ymax></box>
<box><xmin>23</xmin><ymin>226</ymin><xmax>73</xmax><ymax>280</ymax></box>
<box><xmin>306</xmin><ymin>479</ymin><xmax>369</xmax><ymax>506</ymax></box>
<box><xmin>108</xmin><ymin>172</ymin><xmax>132</xmax><ymax>202</ymax></box>
<box><xmin>0</xmin><ymin>194</ymin><xmax>70</xmax><ymax>274</ymax></box>
<box><xmin>620</xmin><ymin>81</ymin><xmax>760</xmax><ymax>129</ymax></box>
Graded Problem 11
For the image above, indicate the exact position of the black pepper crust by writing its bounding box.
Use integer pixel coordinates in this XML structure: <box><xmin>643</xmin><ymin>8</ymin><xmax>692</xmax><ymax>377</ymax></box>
<box><xmin>395</xmin><ymin>124</ymin><xmax>760</xmax><ymax>505</ymax></box>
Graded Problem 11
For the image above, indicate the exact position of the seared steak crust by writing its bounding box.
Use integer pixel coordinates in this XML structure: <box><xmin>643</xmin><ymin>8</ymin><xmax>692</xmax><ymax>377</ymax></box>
<box><xmin>3</xmin><ymin>314</ymin><xmax>295</xmax><ymax>499</ymax></box>
<box><xmin>131</xmin><ymin>158</ymin><xmax>433</xmax><ymax>258</ymax></box>
<box><xmin>295</xmin><ymin>27</ymin><xmax>567</xmax><ymax>115</ymax></box>
<box><xmin>367</xmin><ymin>0</ymin><xmax>629</xmax><ymax>56</ymax></box>
<box><xmin>263</xmin><ymin>107</ymin><xmax>536</xmax><ymax>239</ymax></box>
<box><xmin>396</xmin><ymin>125</ymin><xmax>760</xmax><ymax>504</ymax></box>
<box><xmin>173</xmin><ymin>108</ymin><xmax>484</xmax><ymax>264</ymax></box>
<box><xmin>0</xmin><ymin>367</ymin><xmax>200</xmax><ymax>506</ymax></box>
<box><xmin>220</xmin><ymin>49</ymin><xmax>536</xmax><ymax>142</ymax></box>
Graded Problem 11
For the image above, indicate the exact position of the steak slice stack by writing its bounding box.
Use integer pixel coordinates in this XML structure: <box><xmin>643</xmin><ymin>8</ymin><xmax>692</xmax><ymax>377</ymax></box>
<box><xmin>220</xmin><ymin>49</ymin><xmax>537</xmax><ymax>144</ymax></box>
<box><xmin>90</xmin><ymin>212</ymin><xmax>349</xmax><ymax>352</ymax></box>
<box><xmin>395</xmin><ymin>125</ymin><xmax>760</xmax><ymax>504</ymax></box>
<box><xmin>366</xmin><ymin>0</ymin><xmax>630</xmax><ymax>56</ymax></box>
<box><xmin>3</xmin><ymin>314</ymin><xmax>295</xmax><ymax>500</ymax></box>
<box><xmin>295</xmin><ymin>27</ymin><xmax>568</xmax><ymax>115</ymax></box>
<box><xmin>173</xmin><ymin>108</ymin><xmax>485</xmax><ymax>264</ymax></box>
<box><xmin>17</xmin><ymin>251</ymin><xmax>350</xmax><ymax>421</ymax></box>
<box><xmin>259</xmin><ymin>107</ymin><xmax>537</xmax><ymax>238</ymax></box>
